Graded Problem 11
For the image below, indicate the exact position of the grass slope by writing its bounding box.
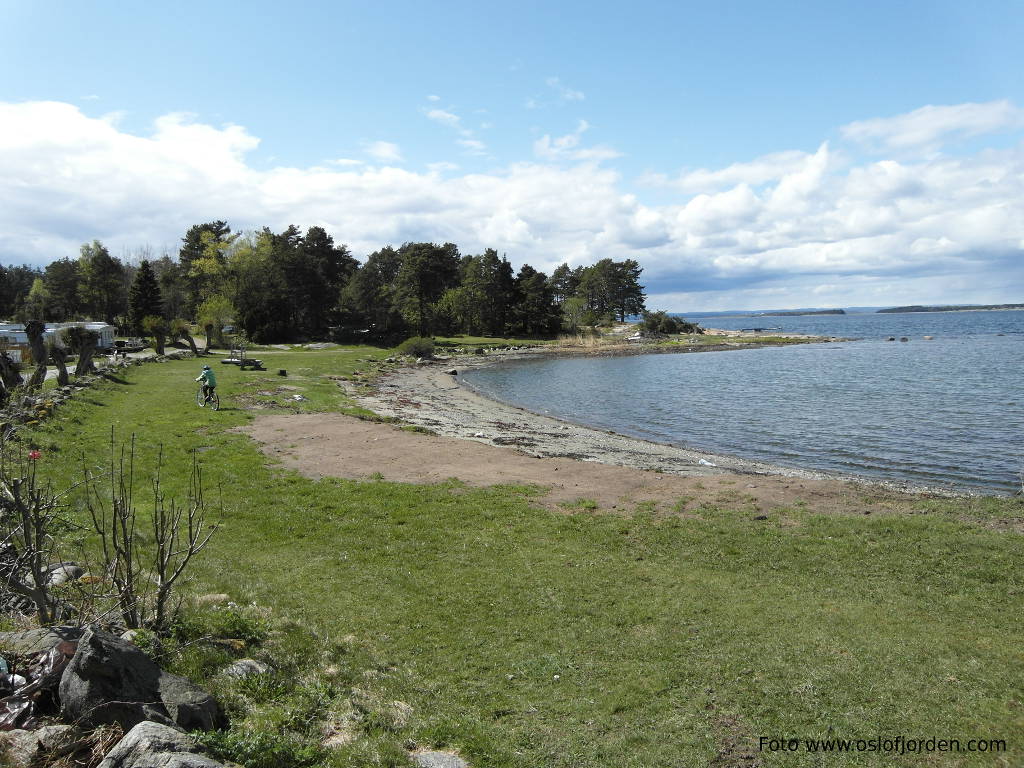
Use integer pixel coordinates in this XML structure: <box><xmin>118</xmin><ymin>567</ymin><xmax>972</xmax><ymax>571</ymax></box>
<box><xmin>16</xmin><ymin>348</ymin><xmax>1024</xmax><ymax>767</ymax></box>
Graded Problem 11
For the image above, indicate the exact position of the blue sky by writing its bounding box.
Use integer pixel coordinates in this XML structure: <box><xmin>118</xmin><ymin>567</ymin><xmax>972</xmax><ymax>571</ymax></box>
<box><xmin>2</xmin><ymin>0</ymin><xmax>1024</xmax><ymax>310</ymax></box>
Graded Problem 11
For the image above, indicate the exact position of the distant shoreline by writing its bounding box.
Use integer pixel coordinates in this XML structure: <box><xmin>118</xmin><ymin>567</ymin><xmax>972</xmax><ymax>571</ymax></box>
<box><xmin>876</xmin><ymin>303</ymin><xmax>1024</xmax><ymax>314</ymax></box>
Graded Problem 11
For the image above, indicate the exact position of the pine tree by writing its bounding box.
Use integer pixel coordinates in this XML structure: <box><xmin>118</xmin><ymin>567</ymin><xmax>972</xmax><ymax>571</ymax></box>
<box><xmin>127</xmin><ymin>260</ymin><xmax>163</xmax><ymax>334</ymax></box>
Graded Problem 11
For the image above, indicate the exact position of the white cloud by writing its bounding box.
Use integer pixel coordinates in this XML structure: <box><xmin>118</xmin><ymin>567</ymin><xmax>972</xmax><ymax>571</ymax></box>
<box><xmin>424</xmin><ymin>105</ymin><xmax>484</xmax><ymax>153</ymax></box>
<box><xmin>363</xmin><ymin>140</ymin><xmax>402</xmax><ymax>162</ymax></box>
<box><xmin>1</xmin><ymin>100</ymin><xmax>1023</xmax><ymax>311</ymax></box>
<box><xmin>841</xmin><ymin>100</ymin><xmax>1024</xmax><ymax>152</ymax></box>
<box><xmin>457</xmin><ymin>138</ymin><xmax>487</xmax><ymax>155</ymax></box>
<box><xmin>646</xmin><ymin>149</ymin><xmax>819</xmax><ymax>193</ymax></box>
<box><xmin>546</xmin><ymin>77</ymin><xmax>584</xmax><ymax>102</ymax></box>
<box><xmin>427</xmin><ymin>94</ymin><xmax>441</xmax><ymax>102</ymax></box>
<box><xmin>426</xmin><ymin>108</ymin><xmax>461</xmax><ymax>128</ymax></box>
<box><xmin>533</xmin><ymin>120</ymin><xmax>589</xmax><ymax>158</ymax></box>
<box><xmin>532</xmin><ymin>120</ymin><xmax>621</xmax><ymax>163</ymax></box>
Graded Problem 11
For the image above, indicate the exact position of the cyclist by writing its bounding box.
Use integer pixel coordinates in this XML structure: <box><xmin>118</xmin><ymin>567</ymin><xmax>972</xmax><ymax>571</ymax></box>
<box><xmin>195</xmin><ymin>364</ymin><xmax>217</xmax><ymax>403</ymax></box>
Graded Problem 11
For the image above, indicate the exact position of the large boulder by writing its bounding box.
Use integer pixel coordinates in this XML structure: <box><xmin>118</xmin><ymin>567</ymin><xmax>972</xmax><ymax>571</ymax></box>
<box><xmin>59</xmin><ymin>629</ymin><xmax>223</xmax><ymax>731</ymax></box>
<box><xmin>97</xmin><ymin>721</ymin><xmax>226</xmax><ymax>768</ymax></box>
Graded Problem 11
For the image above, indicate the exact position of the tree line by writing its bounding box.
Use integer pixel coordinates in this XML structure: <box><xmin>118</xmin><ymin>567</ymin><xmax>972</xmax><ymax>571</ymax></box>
<box><xmin>0</xmin><ymin>221</ymin><xmax>649</xmax><ymax>343</ymax></box>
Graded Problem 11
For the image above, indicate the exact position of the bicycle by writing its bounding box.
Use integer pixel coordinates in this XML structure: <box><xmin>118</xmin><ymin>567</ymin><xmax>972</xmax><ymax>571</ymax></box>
<box><xmin>196</xmin><ymin>384</ymin><xmax>220</xmax><ymax>411</ymax></box>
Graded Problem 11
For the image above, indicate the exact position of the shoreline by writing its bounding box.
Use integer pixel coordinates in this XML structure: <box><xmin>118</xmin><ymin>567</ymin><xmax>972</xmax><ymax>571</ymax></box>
<box><xmin>354</xmin><ymin>341</ymin><xmax>965</xmax><ymax>498</ymax></box>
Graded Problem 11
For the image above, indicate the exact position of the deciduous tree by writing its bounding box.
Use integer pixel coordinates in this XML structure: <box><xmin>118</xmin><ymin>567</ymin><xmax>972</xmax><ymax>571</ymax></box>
<box><xmin>78</xmin><ymin>241</ymin><xmax>125</xmax><ymax>325</ymax></box>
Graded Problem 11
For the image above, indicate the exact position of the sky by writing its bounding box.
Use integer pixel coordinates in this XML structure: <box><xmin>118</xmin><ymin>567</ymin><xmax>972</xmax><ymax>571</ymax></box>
<box><xmin>2</xmin><ymin>0</ymin><xmax>1023</xmax><ymax>312</ymax></box>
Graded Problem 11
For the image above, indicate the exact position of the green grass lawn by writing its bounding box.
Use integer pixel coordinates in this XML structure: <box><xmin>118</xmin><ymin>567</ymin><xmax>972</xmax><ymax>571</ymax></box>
<box><xmin>14</xmin><ymin>349</ymin><xmax>1024</xmax><ymax>767</ymax></box>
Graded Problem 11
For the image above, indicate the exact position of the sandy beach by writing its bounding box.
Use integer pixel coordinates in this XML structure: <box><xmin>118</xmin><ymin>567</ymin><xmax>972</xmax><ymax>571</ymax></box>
<box><xmin>240</xmin><ymin>344</ymin><xmax>939</xmax><ymax>518</ymax></box>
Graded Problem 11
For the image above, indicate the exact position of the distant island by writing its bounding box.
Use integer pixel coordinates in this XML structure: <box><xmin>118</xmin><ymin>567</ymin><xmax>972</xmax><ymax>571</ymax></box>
<box><xmin>877</xmin><ymin>303</ymin><xmax>1024</xmax><ymax>314</ymax></box>
<box><xmin>757</xmin><ymin>309</ymin><xmax>846</xmax><ymax>317</ymax></box>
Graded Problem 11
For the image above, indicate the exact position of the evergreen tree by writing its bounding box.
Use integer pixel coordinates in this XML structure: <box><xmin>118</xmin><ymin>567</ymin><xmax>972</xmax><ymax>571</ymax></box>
<box><xmin>395</xmin><ymin>242</ymin><xmax>460</xmax><ymax>337</ymax></box>
<box><xmin>225</xmin><ymin>231</ymin><xmax>290</xmax><ymax>343</ymax></box>
<box><xmin>127</xmin><ymin>259</ymin><xmax>163</xmax><ymax>333</ymax></box>
<box><xmin>153</xmin><ymin>255</ymin><xmax>187</xmax><ymax>320</ymax></box>
<box><xmin>0</xmin><ymin>263</ymin><xmax>43</xmax><ymax>320</ymax></box>
<box><xmin>549</xmin><ymin>263</ymin><xmax>580</xmax><ymax>305</ymax></box>
<box><xmin>42</xmin><ymin>258</ymin><xmax>82</xmax><ymax>321</ymax></box>
<box><xmin>512</xmin><ymin>265</ymin><xmax>560</xmax><ymax>336</ymax></box>
<box><xmin>610</xmin><ymin>259</ymin><xmax>646</xmax><ymax>321</ymax></box>
<box><xmin>572</xmin><ymin>258</ymin><xmax>645</xmax><ymax>323</ymax></box>
<box><xmin>339</xmin><ymin>246</ymin><xmax>406</xmax><ymax>340</ymax></box>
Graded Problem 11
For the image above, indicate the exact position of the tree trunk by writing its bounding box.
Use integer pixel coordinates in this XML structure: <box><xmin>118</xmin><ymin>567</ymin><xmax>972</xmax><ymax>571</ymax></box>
<box><xmin>74</xmin><ymin>337</ymin><xmax>98</xmax><ymax>376</ymax></box>
<box><xmin>154</xmin><ymin>333</ymin><xmax>166</xmax><ymax>356</ymax></box>
<box><xmin>24</xmin><ymin>320</ymin><xmax>47</xmax><ymax>391</ymax></box>
<box><xmin>0</xmin><ymin>353</ymin><xmax>23</xmax><ymax>390</ymax></box>
<box><xmin>51</xmin><ymin>346</ymin><xmax>70</xmax><ymax>386</ymax></box>
<box><xmin>204</xmin><ymin>324</ymin><xmax>213</xmax><ymax>351</ymax></box>
<box><xmin>184</xmin><ymin>333</ymin><xmax>199</xmax><ymax>355</ymax></box>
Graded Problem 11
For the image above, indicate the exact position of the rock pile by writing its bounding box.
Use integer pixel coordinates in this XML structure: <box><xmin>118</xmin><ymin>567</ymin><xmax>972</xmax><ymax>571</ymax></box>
<box><xmin>0</xmin><ymin>627</ymin><xmax>228</xmax><ymax>767</ymax></box>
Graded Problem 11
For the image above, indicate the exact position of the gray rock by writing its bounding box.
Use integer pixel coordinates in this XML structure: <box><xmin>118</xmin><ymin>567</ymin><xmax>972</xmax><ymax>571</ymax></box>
<box><xmin>0</xmin><ymin>724</ymin><xmax>84</xmax><ymax>768</ymax></box>
<box><xmin>45</xmin><ymin>561</ymin><xmax>85</xmax><ymax>586</ymax></box>
<box><xmin>158</xmin><ymin>673</ymin><xmax>223</xmax><ymax>730</ymax></box>
<box><xmin>97</xmin><ymin>721</ymin><xmax>225</xmax><ymax>768</ymax></box>
<box><xmin>220</xmin><ymin>658</ymin><xmax>271</xmax><ymax>679</ymax></box>
<box><xmin>59</xmin><ymin>628</ymin><xmax>223</xmax><ymax>731</ymax></box>
<box><xmin>0</xmin><ymin>626</ymin><xmax>84</xmax><ymax>655</ymax></box>
<box><xmin>411</xmin><ymin>750</ymin><xmax>471</xmax><ymax>768</ymax></box>
<box><xmin>121</xmin><ymin>629</ymin><xmax>142</xmax><ymax>644</ymax></box>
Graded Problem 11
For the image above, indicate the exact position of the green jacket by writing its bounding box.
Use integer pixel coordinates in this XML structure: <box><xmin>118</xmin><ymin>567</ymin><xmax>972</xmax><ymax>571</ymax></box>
<box><xmin>197</xmin><ymin>369</ymin><xmax>217</xmax><ymax>387</ymax></box>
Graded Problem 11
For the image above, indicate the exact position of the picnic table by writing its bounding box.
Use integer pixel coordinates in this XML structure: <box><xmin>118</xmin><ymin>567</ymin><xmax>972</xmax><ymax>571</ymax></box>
<box><xmin>221</xmin><ymin>347</ymin><xmax>264</xmax><ymax>370</ymax></box>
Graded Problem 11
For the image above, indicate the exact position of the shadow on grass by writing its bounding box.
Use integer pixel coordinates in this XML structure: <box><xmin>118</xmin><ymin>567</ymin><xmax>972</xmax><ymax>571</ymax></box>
<box><xmin>101</xmin><ymin>373</ymin><xmax>134</xmax><ymax>384</ymax></box>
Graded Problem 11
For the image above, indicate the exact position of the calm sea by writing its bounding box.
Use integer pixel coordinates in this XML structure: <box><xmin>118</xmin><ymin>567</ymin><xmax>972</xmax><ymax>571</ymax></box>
<box><xmin>462</xmin><ymin>310</ymin><xmax>1024</xmax><ymax>495</ymax></box>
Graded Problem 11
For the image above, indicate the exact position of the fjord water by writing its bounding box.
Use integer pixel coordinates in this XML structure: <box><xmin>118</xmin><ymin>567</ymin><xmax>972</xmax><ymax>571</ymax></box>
<box><xmin>462</xmin><ymin>311</ymin><xmax>1024</xmax><ymax>494</ymax></box>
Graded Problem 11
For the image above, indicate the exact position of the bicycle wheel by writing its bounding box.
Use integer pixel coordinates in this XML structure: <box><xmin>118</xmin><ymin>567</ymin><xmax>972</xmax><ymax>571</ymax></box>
<box><xmin>210</xmin><ymin>391</ymin><xmax>220</xmax><ymax>411</ymax></box>
<box><xmin>196</xmin><ymin>387</ymin><xmax>206</xmax><ymax>408</ymax></box>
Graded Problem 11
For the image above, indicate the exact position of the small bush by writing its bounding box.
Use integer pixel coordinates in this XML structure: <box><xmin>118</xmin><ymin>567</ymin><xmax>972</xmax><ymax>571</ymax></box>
<box><xmin>396</xmin><ymin>336</ymin><xmax>434</xmax><ymax>358</ymax></box>
<box><xmin>640</xmin><ymin>311</ymin><xmax>703</xmax><ymax>335</ymax></box>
